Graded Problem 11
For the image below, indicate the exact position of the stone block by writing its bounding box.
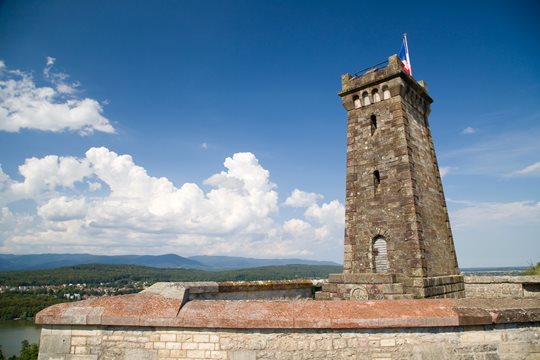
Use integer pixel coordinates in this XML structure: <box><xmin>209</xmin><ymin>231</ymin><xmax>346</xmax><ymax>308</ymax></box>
<box><xmin>380</xmin><ymin>339</ymin><xmax>396</xmax><ymax>347</ymax></box>
<box><xmin>193</xmin><ymin>334</ymin><xmax>210</xmax><ymax>343</ymax></box>
<box><xmin>328</xmin><ymin>274</ymin><xmax>344</xmax><ymax>283</ymax></box>
<box><xmin>160</xmin><ymin>333</ymin><xmax>176</xmax><ymax>342</ymax></box>
<box><xmin>179</xmin><ymin>342</ymin><xmax>196</xmax><ymax>350</ymax></box>
<box><xmin>71</xmin><ymin>337</ymin><xmax>86</xmax><ymax>346</ymax></box>
<box><xmin>40</xmin><ymin>335</ymin><xmax>71</xmax><ymax>354</ymax></box>
<box><xmin>124</xmin><ymin>348</ymin><xmax>158</xmax><ymax>360</ymax></box>
<box><xmin>382</xmin><ymin>283</ymin><xmax>404</xmax><ymax>294</ymax></box>
<box><xmin>322</xmin><ymin>283</ymin><xmax>337</xmax><ymax>293</ymax></box>
<box><xmin>165</xmin><ymin>342</ymin><xmax>182</xmax><ymax>350</ymax></box>
<box><xmin>186</xmin><ymin>349</ymin><xmax>206</xmax><ymax>358</ymax></box>
<box><xmin>342</xmin><ymin>273</ymin><xmax>396</xmax><ymax>284</ymax></box>
<box><xmin>198</xmin><ymin>342</ymin><xmax>216</xmax><ymax>350</ymax></box>
<box><xmin>229</xmin><ymin>351</ymin><xmax>256</xmax><ymax>360</ymax></box>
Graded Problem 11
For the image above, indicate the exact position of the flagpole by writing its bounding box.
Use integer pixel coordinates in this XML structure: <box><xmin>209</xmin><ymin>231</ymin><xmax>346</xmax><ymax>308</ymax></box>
<box><xmin>403</xmin><ymin>33</ymin><xmax>412</xmax><ymax>77</ymax></box>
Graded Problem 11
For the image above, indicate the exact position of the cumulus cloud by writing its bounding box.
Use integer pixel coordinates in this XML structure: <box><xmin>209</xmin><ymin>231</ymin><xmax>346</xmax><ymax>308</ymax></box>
<box><xmin>284</xmin><ymin>189</ymin><xmax>323</xmax><ymax>208</ymax></box>
<box><xmin>462</xmin><ymin>126</ymin><xmax>478</xmax><ymax>135</ymax></box>
<box><xmin>283</xmin><ymin>219</ymin><xmax>313</xmax><ymax>238</ymax></box>
<box><xmin>0</xmin><ymin>148</ymin><xmax>344</xmax><ymax>260</ymax></box>
<box><xmin>0</xmin><ymin>207</ymin><xmax>34</xmax><ymax>244</ymax></box>
<box><xmin>0</xmin><ymin>58</ymin><xmax>114</xmax><ymax>135</ymax></box>
<box><xmin>9</xmin><ymin>155</ymin><xmax>91</xmax><ymax>199</ymax></box>
<box><xmin>38</xmin><ymin>196</ymin><xmax>87</xmax><ymax>221</ymax></box>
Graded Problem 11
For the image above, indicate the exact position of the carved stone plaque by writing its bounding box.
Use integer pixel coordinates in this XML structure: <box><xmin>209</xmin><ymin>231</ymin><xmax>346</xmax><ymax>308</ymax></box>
<box><xmin>350</xmin><ymin>286</ymin><xmax>368</xmax><ymax>300</ymax></box>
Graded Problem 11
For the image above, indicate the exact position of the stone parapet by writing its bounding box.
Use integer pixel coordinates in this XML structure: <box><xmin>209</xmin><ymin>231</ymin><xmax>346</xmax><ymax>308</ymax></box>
<box><xmin>464</xmin><ymin>275</ymin><xmax>540</xmax><ymax>298</ymax></box>
<box><xmin>36</xmin><ymin>293</ymin><xmax>540</xmax><ymax>330</ymax></box>
<box><xmin>142</xmin><ymin>280</ymin><xmax>318</xmax><ymax>304</ymax></box>
<box><xmin>35</xmin><ymin>292</ymin><xmax>540</xmax><ymax>360</ymax></box>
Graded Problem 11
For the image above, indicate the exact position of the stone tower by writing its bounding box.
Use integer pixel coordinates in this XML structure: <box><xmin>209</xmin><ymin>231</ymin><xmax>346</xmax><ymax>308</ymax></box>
<box><xmin>317</xmin><ymin>55</ymin><xmax>464</xmax><ymax>300</ymax></box>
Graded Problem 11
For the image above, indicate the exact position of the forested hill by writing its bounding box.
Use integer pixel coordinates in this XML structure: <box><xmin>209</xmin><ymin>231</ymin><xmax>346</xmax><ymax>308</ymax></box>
<box><xmin>0</xmin><ymin>263</ymin><xmax>344</xmax><ymax>286</ymax></box>
<box><xmin>0</xmin><ymin>253</ymin><xmax>339</xmax><ymax>271</ymax></box>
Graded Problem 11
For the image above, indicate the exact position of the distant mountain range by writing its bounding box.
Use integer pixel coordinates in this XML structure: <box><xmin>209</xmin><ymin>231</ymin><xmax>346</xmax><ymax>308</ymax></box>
<box><xmin>0</xmin><ymin>253</ymin><xmax>340</xmax><ymax>271</ymax></box>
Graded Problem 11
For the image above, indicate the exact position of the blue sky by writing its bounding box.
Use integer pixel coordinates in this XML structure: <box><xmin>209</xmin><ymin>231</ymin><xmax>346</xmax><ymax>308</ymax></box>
<box><xmin>0</xmin><ymin>0</ymin><xmax>538</xmax><ymax>267</ymax></box>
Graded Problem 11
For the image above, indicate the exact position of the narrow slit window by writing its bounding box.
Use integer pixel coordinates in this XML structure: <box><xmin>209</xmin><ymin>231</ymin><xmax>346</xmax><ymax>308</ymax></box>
<box><xmin>370</xmin><ymin>114</ymin><xmax>377</xmax><ymax>135</ymax></box>
<box><xmin>373</xmin><ymin>170</ymin><xmax>380</xmax><ymax>190</ymax></box>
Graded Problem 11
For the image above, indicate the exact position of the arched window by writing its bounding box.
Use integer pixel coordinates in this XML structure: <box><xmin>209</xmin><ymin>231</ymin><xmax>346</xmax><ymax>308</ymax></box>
<box><xmin>353</xmin><ymin>95</ymin><xmax>361</xmax><ymax>109</ymax></box>
<box><xmin>372</xmin><ymin>89</ymin><xmax>381</xmax><ymax>103</ymax></box>
<box><xmin>382</xmin><ymin>86</ymin><xmax>391</xmax><ymax>100</ymax></box>
<box><xmin>373</xmin><ymin>236</ymin><xmax>388</xmax><ymax>273</ymax></box>
<box><xmin>362</xmin><ymin>92</ymin><xmax>370</xmax><ymax>106</ymax></box>
<box><xmin>370</xmin><ymin>114</ymin><xmax>377</xmax><ymax>135</ymax></box>
<box><xmin>373</xmin><ymin>170</ymin><xmax>380</xmax><ymax>190</ymax></box>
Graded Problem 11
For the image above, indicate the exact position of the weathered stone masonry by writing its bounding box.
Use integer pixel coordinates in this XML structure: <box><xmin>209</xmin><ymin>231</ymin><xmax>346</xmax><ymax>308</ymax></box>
<box><xmin>317</xmin><ymin>55</ymin><xmax>463</xmax><ymax>301</ymax></box>
<box><xmin>36</xmin><ymin>288</ymin><xmax>540</xmax><ymax>360</ymax></box>
<box><xmin>39</xmin><ymin>323</ymin><xmax>540</xmax><ymax>360</ymax></box>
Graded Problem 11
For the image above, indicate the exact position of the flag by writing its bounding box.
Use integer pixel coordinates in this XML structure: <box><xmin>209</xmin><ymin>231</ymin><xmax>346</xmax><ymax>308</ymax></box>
<box><xmin>399</xmin><ymin>34</ymin><xmax>412</xmax><ymax>76</ymax></box>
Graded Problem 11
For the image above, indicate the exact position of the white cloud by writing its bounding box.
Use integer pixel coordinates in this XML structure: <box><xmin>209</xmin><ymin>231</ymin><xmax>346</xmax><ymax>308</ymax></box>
<box><xmin>305</xmin><ymin>200</ymin><xmax>344</xmax><ymax>226</ymax></box>
<box><xmin>511</xmin><ymin>161</ymin><xmax>540</xmax><ymax>176</ymax></box>
<box><xmin>0</xmin><ymin>58</ymin><xmax>114</xmax><ymax>135</ymax></box>
<box><xmin>201</xmin><ymin>142</ymin><xmax>208</xmax><ymax>149</ymax></box>
<box><xmin>38</xmin><ymin>196</ymin><xmax>87</xmax><ymax>221</ymax></box>
<box><xmin>46</xmin><ymin>57</ymin><xmax>55</xmax><ymax>67</ymax></box>
<box><xmin>462</xmin><ymin>126</ymin><xmax>478</xmax><ymax>134</ymax></box>
<box><xmin>284</xmin><ymin>189</ymin><xmax>323</xmax><ymax>208</ymax></box>
<box><xmin>283</xmin><ymin>219</ymin><xmax>313</xmax><ymax>238</ymax></box>
<box><xmin>9</xmin><ymin>155</ymin><xmax>91</xmax><ymax>199</ymax></box>
<box><xmin>0</xmin><ymin>149</ymin><xmax>348</xmax><ymax>260</ymax></box>
<box><xmin>0</xmin><ymin>207</ymin><xmax>34</xmax><ymax>245</ymax></box>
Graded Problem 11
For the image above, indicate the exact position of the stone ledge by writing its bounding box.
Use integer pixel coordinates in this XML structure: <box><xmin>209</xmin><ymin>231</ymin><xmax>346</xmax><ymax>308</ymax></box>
<box><xmin>329</xmin><ymin>273</ymin><xmax>396</xmax><ymax>284</ymax></box>
<box><xmin>36</xmin><ymin>292</ymin><xmax>540</xmax><ymax>330</ymax></box>
<box><xmin>464</xmin><ymin>275</ymin><xmax>540</xmax><ymax>284</ymax></box>
<box><xmin>218</xmin><ymin>279</ymin><xmax>317</xmax><ymax>292</ymax></box>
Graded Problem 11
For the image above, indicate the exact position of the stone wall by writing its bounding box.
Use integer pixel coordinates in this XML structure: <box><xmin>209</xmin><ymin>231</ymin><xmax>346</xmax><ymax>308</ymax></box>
<box><xmin>38</xmin><ymin>323</ymin><xmax>540</xmax><ymax>360</ymax></box>
<box><xmin>36</xmin><ymin>288</ymin><xmax>540</xmax><ymax>360</ymax></box>
<box><xmin>143</xmin><ymin>281</ymin><xmax>317</xmax><ymax>302</ymax></box>
<box><xmin>465</xmin><ymin>276</ymin><xmax>540</xmax><ymax>299</ymax></box>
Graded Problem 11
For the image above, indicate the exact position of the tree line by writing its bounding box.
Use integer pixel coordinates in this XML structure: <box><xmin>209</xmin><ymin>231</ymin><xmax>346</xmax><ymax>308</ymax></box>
<box><xmin>0</xmin><ymin>263</ymin><xmax>342</xmax><ymax>286</ymax></box>
<box><xmin>0</xmin><ymin>340</ymin><xmax>38</xmax><ymax>360</ymax></box>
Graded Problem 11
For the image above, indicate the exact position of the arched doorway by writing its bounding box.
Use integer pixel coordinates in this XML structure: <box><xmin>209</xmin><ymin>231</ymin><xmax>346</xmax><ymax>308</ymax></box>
<box><xmin>373</xmin><ymin>236</ymin><xmax>388</xmax><ymax>273</ymax></box>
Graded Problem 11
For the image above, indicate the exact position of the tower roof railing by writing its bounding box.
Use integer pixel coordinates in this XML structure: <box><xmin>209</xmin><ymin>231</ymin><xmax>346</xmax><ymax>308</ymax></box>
<box><xmin>352</xmin><ymin>60</ymin><xmax>389</xmax><ymax>78</ymax></box>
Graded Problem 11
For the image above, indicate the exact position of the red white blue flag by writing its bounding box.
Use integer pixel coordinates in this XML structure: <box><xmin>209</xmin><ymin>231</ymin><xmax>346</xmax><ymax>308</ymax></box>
<box><xmin>399</xmin><ymin>34</ymin><xmax>412</xmax><ymax>76</ymax></box>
